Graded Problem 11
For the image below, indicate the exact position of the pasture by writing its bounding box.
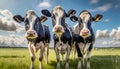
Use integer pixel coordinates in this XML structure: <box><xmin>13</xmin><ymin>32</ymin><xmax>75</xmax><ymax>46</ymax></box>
<box><xmin>0</xmin><ymin>48</ymin><xmax>120</xmax><ymax>69</ymax></box>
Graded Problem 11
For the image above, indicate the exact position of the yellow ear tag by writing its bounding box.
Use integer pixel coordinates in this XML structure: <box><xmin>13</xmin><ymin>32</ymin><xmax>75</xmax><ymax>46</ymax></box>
<box><xmin>41</xmin><ymin>18</ymin><xmax>46</xmax><ymax>23</ymax></box>
<box><xmin>95</xmin><ymin>18</ymin><xmax>99</xmax><ymax>22</ymax></box>
<box><xmin>95</xmin><ymin>16</ymin><xmax>102</xmax><ymax>22</ymax></box>
<box><xmin>16</xmin><ymin>17</ymin><xmax>21</xmax><ymax>23</ymax></box>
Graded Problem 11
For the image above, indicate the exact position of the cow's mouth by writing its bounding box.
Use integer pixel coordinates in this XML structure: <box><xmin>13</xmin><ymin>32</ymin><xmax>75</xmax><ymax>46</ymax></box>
<box><xmin>27</xmin><ymin>36</ymin><xmax>37</xmax><ymax>40</ymax></box>
<box><xmin>80</xmin><ymin>34</ymin><xmax>89</xmax><ymax>38</ymax></box>
<box><xmin>55</xmin><ymin>31</ymin><xmax>63</xmax><ymax>37</ymax></box>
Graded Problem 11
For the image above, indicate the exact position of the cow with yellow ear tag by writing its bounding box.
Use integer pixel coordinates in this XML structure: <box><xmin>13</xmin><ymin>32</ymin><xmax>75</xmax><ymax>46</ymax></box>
<box><xmin>13</xmin><ymin>10</ymin><xmax>50</xmax><ymax>69</ymax></box>
<box><xmin>70</xmin><ymin>10</ymin><xmax>103</xmax><ymax>69</ymax></box>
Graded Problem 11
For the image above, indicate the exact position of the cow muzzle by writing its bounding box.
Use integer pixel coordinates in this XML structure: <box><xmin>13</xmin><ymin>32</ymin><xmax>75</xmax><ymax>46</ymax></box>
<box><xmin>25</xmin><ymin>30</ymin><xmax>37</xmax><ymax>39</ymax></box>
<box><xmin>53</xmin><ymin>25</ymin><xmax>64</xmax><ymax>37</ymax></box>
<box><xmin>80</xmin><ymin>29</ymin><xmax>90</xmax><ymax>38</ymax></box>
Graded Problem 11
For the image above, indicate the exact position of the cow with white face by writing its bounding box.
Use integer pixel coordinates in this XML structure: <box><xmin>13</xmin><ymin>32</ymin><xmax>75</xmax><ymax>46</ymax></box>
<box><xmin>13</xmin><ymin>10</ymin><xmax>50</xmax><ymax>69</ymax></box>
<box><xmin>41</xmin><ymin>6</ymin><xmax>76</xmax><ymax>69</ymax></box>
<box><xmin>70</xmin><ymin>10</ymin><xmax>103</xmax><ymax>69</ymax></box>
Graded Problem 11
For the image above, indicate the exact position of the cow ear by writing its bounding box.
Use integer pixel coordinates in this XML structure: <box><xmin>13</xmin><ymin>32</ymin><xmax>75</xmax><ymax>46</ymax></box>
<box><xmin>41</xmin><ymin>9</ymin><xmax>51</xmax><ymax>17</ymax></box>
<box><xmin>93</xmin><ymin>14</ymin><xmax>103</xmax><ymax>22</ymax></box>
<box><xmin>40</xmin><ymin>16</ymin><xmax>48</xmax><ymax>23</ymax></box>
<box><xmin>70</xmin><ymin>16</ymin><xmax>78</xmax><ymax>22</ymax></box>
<box><xmin>67</xmin><ymin>9</ymin><xmax>76</xmax><ymax>17</ymax></box>
<box><xmin>13</xmin><ymin>15</ymin><xmax>24</xmax><ymax>23</ymax></box>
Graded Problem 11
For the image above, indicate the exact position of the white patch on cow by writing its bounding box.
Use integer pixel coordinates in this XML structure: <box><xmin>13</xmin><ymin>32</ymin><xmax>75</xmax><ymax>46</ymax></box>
<box><xmin>86</xmin><ymin>51</ymin><xmax>92</xmax><ymax>69</ymax></box>
<box><xmin>53</xmin><ymin>6</ymin><xmax>64</xmax><ymax>25</ymax></box>
<box><xmin>65</xmin><ymin>44</ymin><xmax>70</xmax><ymax>69</ymax></box>
<box><xmin>84</xmin><ymin>43</ymin><xmax>91</xmax><ymax>54</ymax></box>
<box><xmin>52</xmin><ymin>6</ymin><xmax>65</xmax><ymax>35</ymax></box>
<box><xmin>56</xmin><ymin>42</ymin><xmax>67</xmax><ymax>55</ymax></box>
<box><xmin>80</xmin><ymin>11</ymin><xmax>90</xmax><ymax>23</ymax></box>
<box><xmin>66</xmin><ymin>62</ymin><xmax>69</xmax><ymax>69</ymax></box>
<box><xmin>35</xmin><ymin>41</ymin><xmax>45</xmax><ymax>52</ymax></box>
<box><xmin>73</xmin><ymin>23</ymin><xmax>80</xmax><ymax>34</ymax></box>
<box><xmin>78</xmin><ymin>60</ymin><xmax>82</xmax><ymax>69</ymax></box>
<box><xmin>86</xmin><ymin>50</ymin><xmax>92</xmax><ymax>69</ymax></box>
<box><xmin>25</xmin><ymin>10</ymin><xmax>38</xmax><ymax>38</ymax></box>
<box><xmin>55</xmin><ymin>45</ymin><xmax>60</xmax><ymax>68</ymax></box>
<box><xmin>66</xmin><ymin>24</ymin><xmax>72</xmax><ymax>38</ymax></box>
<box><xmin>79</xmin><ymin>11</ymin><xmax>91</xmax><ymax>37</ymax></box>
<box><xmin>78</xmin><ymin>42</ymin><xmax>84</xmax><ymax>54</ymax></box>
<box><xmin>28</xmin><ymin>42</ymin><xmax>35</xmax><ymax>69</ymax></box>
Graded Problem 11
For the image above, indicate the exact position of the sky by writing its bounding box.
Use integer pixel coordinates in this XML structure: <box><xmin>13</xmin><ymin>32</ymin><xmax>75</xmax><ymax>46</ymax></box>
<box><xmin>0</xmin><ymin>0</ymin><xmax>120</xmax><ymax>47</ymax></box>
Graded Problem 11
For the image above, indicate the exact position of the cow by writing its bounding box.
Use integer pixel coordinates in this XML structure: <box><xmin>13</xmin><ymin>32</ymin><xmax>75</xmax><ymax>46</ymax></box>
<box><xmin>13</xmin><ymin>10</ymin><xmax>50</xmax><ymax>69</ymax></box>
<box><xmin>41</xmin><ymin>6</ymin><xmax>76</xmax><ymax>69</ymax></box>
<box><xmin>70</xmin><ymin>10</ymin><xmax>103</xmax><ymax>69</ymax></box>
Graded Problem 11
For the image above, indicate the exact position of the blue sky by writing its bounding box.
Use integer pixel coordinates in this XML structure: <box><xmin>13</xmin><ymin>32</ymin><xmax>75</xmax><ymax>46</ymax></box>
<box><xmin>0</xmin><ymin>0</ymin><xmax>120</xmax><ymax>31</ymax></box>
<box><xmin>0</xmin><ymin>0</ymin><xmax>120</xmax><ymax>47</ymax></box>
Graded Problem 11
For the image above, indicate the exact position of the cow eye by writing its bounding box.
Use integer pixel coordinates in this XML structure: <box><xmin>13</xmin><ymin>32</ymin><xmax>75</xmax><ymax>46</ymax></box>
<box><xmin>25</xmin><ymin>24</ymin><xmax>29</xmax><ymax>30</ymax></box>
<box><xmin>89</xmin><ymin>18</ymin><xmax>93</xmax><ymax>22</ymax></box>
<box><xmin>24</xmin><ymin>18</ymin><xmax>29</xmax><ymax>23</ymax></box>
<box><xmin>52</xmin><ymin>14</ymin><xmax>55</xmax><ymax>19</ymax></box>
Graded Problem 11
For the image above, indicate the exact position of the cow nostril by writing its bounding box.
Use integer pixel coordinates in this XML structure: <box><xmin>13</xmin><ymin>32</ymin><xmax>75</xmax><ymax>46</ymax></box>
<box><xmin>33</xmin><ymin>32</ymin><xmax>35</xmax><ymax>35</ymax></box>
<box><xmin>59</xmin><ymin>27</ymin><xmax>62</xmax><ymax>30</ymax></box>
<box><xmin>54</xmin><ymin>27</ymin><xmax>57</xmax><ymax>30</ymax></box>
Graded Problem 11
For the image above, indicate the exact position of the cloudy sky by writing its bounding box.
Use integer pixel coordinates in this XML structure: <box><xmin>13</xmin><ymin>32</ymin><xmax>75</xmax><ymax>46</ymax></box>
<box><xmin>0</xmin><ymin>0</ymin><xmax>120</xmax><ymax>47</ymax></box>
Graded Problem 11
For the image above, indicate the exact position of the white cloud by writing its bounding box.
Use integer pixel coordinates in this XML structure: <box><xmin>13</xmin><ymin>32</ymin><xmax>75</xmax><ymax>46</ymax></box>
<box><xmin>95</xmin><ymin>27</ymin><xmax>120</xmax><ymax>47</ymax></box>
<box><xmin>0</xmin><ymin>35</ymin><xmax>27</xmax><ymax>47</ymax></box>
<box><xmin>0</xmin><ymin>9</ymin><xmax>24</xmax><ymax>32</ymax></box>
<box><xmin>38</xmin><ymin>0</ymin><xmax>51</xmax><ymax>9</ymax></box>
<box><xmin>96</xmin><ymin>29</ymin><xmax>109</xmax><ymax>38</ymax></box>
<box><xmin>96</xmin><ymin>27</ymin><xmax>120</xmax><ymax>39</ymax></box>
<box><xmin>90</xmin><ymin>0</ymin><xmax>99</xmax><ymax>4</ymax></box>
<box><xmin>96</xmin><ymin>30</ymin><xmax>103</xmax><ymax>38</ymax></box>
<box><xmin>109</xmin><ymin>29</ymin><xmax>117</xmax><ymax>38</ymax></box>
<box><xmin>89</xmin><ymin>3</ymin><xmax>112</xmax><ymax>12</ymax></box>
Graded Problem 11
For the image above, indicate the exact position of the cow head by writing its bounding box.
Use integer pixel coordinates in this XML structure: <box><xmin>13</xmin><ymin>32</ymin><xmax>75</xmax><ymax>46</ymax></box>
<box><xmin>41</xmin><ymin>6</ymin><xmax>76</xmax><ymax>37</ymax></box>
<box><xmin>13</xmin><ymin>10</ymin><xmax>47</xmax><ymax>41</ymax></box>
<box><xmin>70</xmin><ymin>10</ymin><xmax>103</xmax><ymax>38</ymax></box>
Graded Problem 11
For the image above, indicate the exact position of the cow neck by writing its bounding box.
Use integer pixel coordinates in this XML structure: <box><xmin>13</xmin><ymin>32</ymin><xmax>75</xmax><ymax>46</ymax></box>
<box><xmin>36</xmin><ymin>23</ymin><xmax>45</xmax><ymax>41</ymax></box>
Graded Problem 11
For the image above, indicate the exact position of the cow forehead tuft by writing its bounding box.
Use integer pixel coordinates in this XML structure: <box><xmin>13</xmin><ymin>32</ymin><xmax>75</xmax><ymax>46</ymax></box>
<box><xmin>27</xmin><ymin>10</ymin><xmax>36</xmax><ymax>15</ymax></box>
<box><xmin>53</xmin><ymin>6</ymin><xmax>63</xmax><ymax>10</ymax></box>
<box><xmin>79</xmin><ymin>11</ymin><xmax>91</xmax><ymax>22</ymax></box>
<box><xmin>53</xmin><ymin>6</ymin><xmax>64</xmax><ymax>17</ymax></box>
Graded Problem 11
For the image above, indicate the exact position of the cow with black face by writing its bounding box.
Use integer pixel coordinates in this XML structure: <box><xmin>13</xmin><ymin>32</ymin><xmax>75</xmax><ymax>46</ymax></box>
<box><xmin>70</xmin><ymin>10</ymin><xmax>103</xmax><ymax>69</ymax></box>
<box><xmin>13</xmin><ymin>10</ymin><xmax>50</xmax><ymax>69</ymax></box>
<box><xmin>41</xmin><ymin>6</ymin><xmax>76</xmax><ymax>69</ymax></box>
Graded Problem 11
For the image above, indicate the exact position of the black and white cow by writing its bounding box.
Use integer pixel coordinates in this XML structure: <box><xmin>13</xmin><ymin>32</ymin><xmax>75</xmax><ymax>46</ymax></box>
<box><xmin>13</xmin><ymin>10</ymin><xmax>50</xmax><ymax>69</ymax></box>
<box><xmin>41</xmin><ymin>6</ymin><xmax>76</xmax><ymax>69</ymax></box>
<box><xmin>70</xmin><ymin>10</ymin><xmax>103</xmax><ymax>69</ymax></box>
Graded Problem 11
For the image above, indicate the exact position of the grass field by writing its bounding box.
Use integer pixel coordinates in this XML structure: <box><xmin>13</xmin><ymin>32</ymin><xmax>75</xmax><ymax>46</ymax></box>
<box><xmin>0</xmin><ymin>48</ymin><xmax>120</xmax><ymax>69</ymax></box>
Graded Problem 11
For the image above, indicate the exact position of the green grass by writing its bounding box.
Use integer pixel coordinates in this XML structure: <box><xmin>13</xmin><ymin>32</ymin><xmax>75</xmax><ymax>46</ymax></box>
<box><xmin>0</xmin><ymin>48</ymin><xmax>120</xmax><ymax>69</ymax></box>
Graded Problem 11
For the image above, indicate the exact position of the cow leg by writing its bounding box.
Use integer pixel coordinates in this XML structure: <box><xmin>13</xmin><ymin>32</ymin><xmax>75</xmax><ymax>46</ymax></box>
<box><xmin>28</xmin><ymin>43</ymin><xmax>35</xmax><ymax>69</ymax></box>
<box><xmin>44</xmin><ymin>43</ymin><xmax>49</xmax><ymax>64</ymax></box>
<box><xmin>62</xmin><ymin>54</ymin><xmax>64</xmax><ymax>66</ymax></box>
<box><xmin>39</xmin><ymin>42</ymin><xmax>45</xmax><ymax>69</ymax></box>
<box><xmin>65</xmin><ymin>45</ymin><xmax>71</xmax><ymax>69</ymax></box>
<box><xmin>75</xmin><ymin>42</ymin><xmax>83</xmax><ymax>69</ymax></box>
<box><xmin>82</xmin><ymin>57</ymin><xmax>85</xmax><ymax>67</ymax></box>
<box><xmin>86</xmin><ymin>44</ymin><xmax>93</xmax><ymax>69</ymax></box>
<box><xmin>86</xmin><ymin>51</ymin><xmax>91</xmax><ymax>69</ymax></box>
<box><xmin>55</xmin><ymin>46</ymin><xmax>60</xmax><ymax>69</ymax></box>
<box><xmin>73</xmin><ymin>46</ymin><xmax>76</xmax><ymax>60</ymax></box>
<box><xmin>78</xmin><ymin>57</ymin><xmax>83</xmax><ymax>69</ymax></box>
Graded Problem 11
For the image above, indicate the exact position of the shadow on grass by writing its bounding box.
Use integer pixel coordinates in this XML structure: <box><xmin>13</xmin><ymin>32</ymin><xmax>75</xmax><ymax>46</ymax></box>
<box><xmin>91</xmin><ymin>55</ymin><xmax>120</xmax><ymax>69</ymax></box>
<box><xmin>0</xmin><ymin>56</ymin><xmax>25</xmax><ymax>58</ymax></box>
<box><xmin>48</xmin><ymin>59</ymin><xmax>78</xmax><ymax>69</ymax></box>
<box><xmin>48</xmin><ymin>55</ymin><xmax>120</xmax><ymax>69</ymax></box>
